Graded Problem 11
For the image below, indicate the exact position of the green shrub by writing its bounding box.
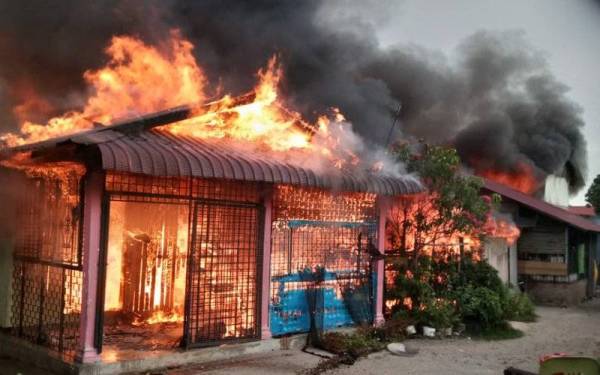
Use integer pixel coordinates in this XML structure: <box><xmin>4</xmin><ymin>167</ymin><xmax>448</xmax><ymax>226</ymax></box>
<box><xmin>504</xmin><ymin>290</ymin><xmax>536</xmax><ymax>322</ymax></box>
<box><xmin>420</xmin><ymin>298</ymin><xmax>460</xmax><ymax>329</ymax></box>
<box><xmin>456</xmin><ymin>285</ymin><xmax>504</xmax><ymax>331</ymax></box>
<box><xmin>451</xmin><ymin>256</ymin><xmax>506</xmax><ymax>296</ymax></box>
<box><xmin>386</xmin><ymin>254</ymin><xmax>529</xmax><ymax>339</ymax></box>
<box><xmin>387</xmin><ymin>257</ymin><xmax>435</xmax><ymax>317</ymax></box>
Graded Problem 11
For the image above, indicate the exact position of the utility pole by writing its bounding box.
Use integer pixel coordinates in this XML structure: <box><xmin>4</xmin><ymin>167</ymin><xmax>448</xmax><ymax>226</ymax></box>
<box><xmin>385</xmin><ymin>103</ymin><xmax>402</xmax><ymax>149</ymax></box>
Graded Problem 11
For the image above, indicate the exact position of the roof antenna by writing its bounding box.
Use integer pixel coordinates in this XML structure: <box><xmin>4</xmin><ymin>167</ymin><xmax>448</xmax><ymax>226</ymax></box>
<box><xmin>385</xmin><ymin>103</ymin><xmax>402</xmax><ymax>149</ymax></box>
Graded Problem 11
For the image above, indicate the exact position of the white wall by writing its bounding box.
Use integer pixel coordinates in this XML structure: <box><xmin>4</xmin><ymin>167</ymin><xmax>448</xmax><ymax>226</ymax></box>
<box><xmin>484</xmin><ymin>237</ymin><xmax>516</xmax><ymax>285</ymax></box>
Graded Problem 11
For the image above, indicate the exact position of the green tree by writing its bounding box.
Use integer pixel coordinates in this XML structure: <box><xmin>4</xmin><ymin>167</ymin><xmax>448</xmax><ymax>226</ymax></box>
<box><xmin>387</xmin><ymin>143</ymin><xmax>499</xmax><ymax>266</ymax></box>
<box><xmin>585</xmin><ymin>174</ymin><xmax>600</xmax><ymax>213</ymax></box>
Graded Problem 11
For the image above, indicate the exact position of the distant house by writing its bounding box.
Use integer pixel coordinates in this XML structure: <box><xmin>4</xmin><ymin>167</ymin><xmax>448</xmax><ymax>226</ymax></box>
<box><xmin>483</xmin><ymin>179</ymin><xmax>600</xmax><ymax>306</ymax></box>
<box><xmin>569</xmin><ymin>204</ymin><xmax>599</xmax><ymax>223</ymax></box>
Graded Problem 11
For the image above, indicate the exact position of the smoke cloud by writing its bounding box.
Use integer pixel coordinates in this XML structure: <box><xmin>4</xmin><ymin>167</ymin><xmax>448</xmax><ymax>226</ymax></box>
<box><xmin>0</xmin><ymin>0</ymin><xmax>588</xmax><ymax>192</ymax></box>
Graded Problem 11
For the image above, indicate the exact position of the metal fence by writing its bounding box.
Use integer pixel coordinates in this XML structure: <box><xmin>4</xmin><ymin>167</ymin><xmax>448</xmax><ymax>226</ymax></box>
<box><xmin>10</xmin><ymin>172</ymin><xmax>84</xmax><ymax>360</ymax></box>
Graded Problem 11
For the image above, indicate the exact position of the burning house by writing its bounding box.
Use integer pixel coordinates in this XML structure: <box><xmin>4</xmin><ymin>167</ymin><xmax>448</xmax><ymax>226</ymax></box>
<box><xmin>0</xmin><ymin>84</ymin><xmax>422</xmax><ymax>372</ymax></box>
<box><xmin>0</xmin><ymin>3</ymin><xmax>594</xmax><ymax>369</ymax></box>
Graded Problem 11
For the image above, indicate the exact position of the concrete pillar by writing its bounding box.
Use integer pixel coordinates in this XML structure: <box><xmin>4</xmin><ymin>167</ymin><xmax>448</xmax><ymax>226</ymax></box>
<box><xmin>374</xmin><ymin>196</ymin><xmax>391</xmax><ymax>326</ymax></box>
<box><xmin>76</xmin><ymin>172</ymin><xmax>103</xmax><ymax>363</ymax></box>
<box><xmin>260</xmin><ymin>188</ymin><xmax>273</xmax><ymax>339</ymax></box>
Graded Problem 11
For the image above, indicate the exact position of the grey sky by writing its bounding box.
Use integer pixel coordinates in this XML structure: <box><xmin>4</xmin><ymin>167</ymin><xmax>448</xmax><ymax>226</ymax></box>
<box><xmin>372</xmin><ymin>0</ymin><xmax>600</xmax><ymax>204</ymax></box>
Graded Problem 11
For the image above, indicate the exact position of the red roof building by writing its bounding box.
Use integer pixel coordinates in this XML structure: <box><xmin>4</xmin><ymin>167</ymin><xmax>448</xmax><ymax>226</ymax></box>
<box><xmin>482</xmin><ymin>178</ymin><xmax>600</xmax><ymax>306</ymax></box>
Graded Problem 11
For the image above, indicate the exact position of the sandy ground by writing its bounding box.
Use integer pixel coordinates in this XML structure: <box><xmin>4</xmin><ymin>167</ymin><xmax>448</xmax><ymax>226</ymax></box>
<box><xmin>2</xmin><ymin>303</ymin><xmax>600</xmax><ymax>374</ymax></box>
<box><xmin>171</xmin><ymin>302</ymin><xmax>600</xmax><ymax>375</ymax></box>
<box><xmin>325</xmin><ymin>303</ymin><xmax>600</xmax><ymax>375</ymax></box>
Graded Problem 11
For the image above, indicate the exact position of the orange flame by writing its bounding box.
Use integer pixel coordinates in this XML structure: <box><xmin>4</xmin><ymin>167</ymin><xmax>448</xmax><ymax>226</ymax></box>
<box><xmin>485</xmin><ymin>215</ymin><xmax>520</xmax><ymax>245</ymax></box>
<box><xmin>478</xmin><ymin>162</ymin><xmax>538</xmax><ymax>194</ymax></box>
<box><xmin>132</xmin><ymin>311</ymin><xmax>183</xmax><ymax>326</ymax></box>
<box><xmin>1</xmin><ymin>31</ymin><xmax>205</xmax><ymax>147</ymax></box>
<box><xmin>387</xmin><ymin>194</ymin><xmax>482</xmax><ymax>257</ymax></box>
<box><xmin>166</xmin><ymin>56</ymin><xmax>311</xmax><ymax>152</ymax></box>
<box><xmin>164</xmin><ymin>56</ymin><xmax>362</xmax><ymax>170</ymax></box>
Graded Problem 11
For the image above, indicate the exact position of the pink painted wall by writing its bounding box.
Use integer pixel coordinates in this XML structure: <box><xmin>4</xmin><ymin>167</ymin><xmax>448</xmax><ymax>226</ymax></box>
<box><xmin>374</xmin><ymin>196</ymin><xmax>391</xmax><ymax>326</ymax></box>
<box><xmin>76</xmin><ymin>172</ymin><xmax>103</xmax><ymax>363</ymax></box>
<box><xmin>260</xmin><ymin>188</ymin><xmax>273</xmax><ymax>339</ymax></box>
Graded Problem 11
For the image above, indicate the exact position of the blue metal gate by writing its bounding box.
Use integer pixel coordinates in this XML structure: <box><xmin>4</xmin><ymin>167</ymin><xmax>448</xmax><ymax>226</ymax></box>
<box><xmin>269</xmin><ymin>219</ymin><xmax>376</xmax><ymax>336</ymax></box>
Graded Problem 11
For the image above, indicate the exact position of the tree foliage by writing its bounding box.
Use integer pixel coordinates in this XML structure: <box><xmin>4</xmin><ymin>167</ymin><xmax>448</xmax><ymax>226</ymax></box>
<box><xmin>585</xmin><ymin>174</ymin><xmax>600</xmax><ymax>213</ymax></box>
<box><xmin>385</xmin><ymin>143</ymin><xmax>534</xmax><ymax>336</ymax></box>
<box><xmin>388</xmin><ymin>143</ymin><xmax>499</xmax><ymax>263</ymax></box>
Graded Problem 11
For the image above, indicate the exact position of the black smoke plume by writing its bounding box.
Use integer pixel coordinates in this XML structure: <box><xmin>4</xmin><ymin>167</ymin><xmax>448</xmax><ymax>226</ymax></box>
<box><xmin>0</xmin><ymin>0</ymin><xmax>587</xmax><ymax>192</ymax></box>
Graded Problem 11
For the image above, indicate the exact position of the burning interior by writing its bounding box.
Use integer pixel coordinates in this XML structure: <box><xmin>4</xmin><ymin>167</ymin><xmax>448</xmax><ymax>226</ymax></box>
<box><xmin>103</xmin><ymin>198</ymin><xmax>189</xmax><ymax>351</ymax></box>
<box><xmin>100</xmin><ymin>173</ymin><xmax>263</xmax><ymax>353</ymax></box>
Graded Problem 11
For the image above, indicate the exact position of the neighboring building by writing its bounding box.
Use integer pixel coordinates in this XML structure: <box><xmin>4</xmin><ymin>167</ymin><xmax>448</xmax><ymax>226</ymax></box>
<box><xmin>0</xmin><ymin>107</ymin><xmax>421</xmax><ymax>372</ymax></box>
<box><xmin>483</xmin><ymin>179</ymin><xmax>600</xmax><ymax>306</ymax></box>
<box><xmin>569</xmin><ymin>204</ymin><xmax>598</xmax><ymax>220</ymax></box>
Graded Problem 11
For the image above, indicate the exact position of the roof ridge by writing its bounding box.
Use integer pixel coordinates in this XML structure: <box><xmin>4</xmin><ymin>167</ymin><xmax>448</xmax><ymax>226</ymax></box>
<box><xmin>483</xmin><ymin>178</ymin><xmax>600</xmax><ymax>232</ymax></box>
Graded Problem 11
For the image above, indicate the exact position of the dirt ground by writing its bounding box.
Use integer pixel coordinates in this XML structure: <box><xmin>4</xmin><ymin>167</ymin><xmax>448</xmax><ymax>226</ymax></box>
<box><xmin>169</xmin><ymin>301</ymin><xmax>600</xmax><ymax>375</ymax></box>
<box><xmin>2</xmin><ymin>302</ymin><xmax>600</xmax><ymax>375</ymax></box>
<box><xmin>324</xmin><ymin>303</ymin><xmax>600</xmax><ymax>375</ymax></box>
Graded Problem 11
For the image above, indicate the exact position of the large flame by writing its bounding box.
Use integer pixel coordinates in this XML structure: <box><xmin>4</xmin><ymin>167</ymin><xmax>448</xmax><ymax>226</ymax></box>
<box><xmin>1</xmin><ymin>32</ymin><xmax>365</xmax><ymax>172</ymax></box>
<box><xmin>165</xmin><ymin>57</ymin><xmax>311</xmax><ymax>152</ymax></box>
<box><xmin>164</xmin><ymin>56</ymin><xmax>360</xmax><ymax>170</ymax></box>
<box><xmin>1</xmin><ymin>31</ymin><xmax>206</xmax><ymax>147</ymax></box>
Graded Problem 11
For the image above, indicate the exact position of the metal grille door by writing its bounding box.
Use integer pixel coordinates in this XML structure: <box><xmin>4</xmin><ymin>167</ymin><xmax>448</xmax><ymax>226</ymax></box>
<box><xmin>184</xmin><ymin>201</ymin><xmax>261</xmax><ymax>347</ymax></box>
<box><xmin>10</xmin><ymin>172</ymin><xmax>83</xmax><ymax>360</ymax></box>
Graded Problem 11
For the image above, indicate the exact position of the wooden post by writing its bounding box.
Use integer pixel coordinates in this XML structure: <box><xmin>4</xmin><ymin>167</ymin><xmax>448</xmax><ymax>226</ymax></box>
<box><xmin>76</xmin><ymin>171</ymin><xmax>103</xmax><ymax>363</ymax></box>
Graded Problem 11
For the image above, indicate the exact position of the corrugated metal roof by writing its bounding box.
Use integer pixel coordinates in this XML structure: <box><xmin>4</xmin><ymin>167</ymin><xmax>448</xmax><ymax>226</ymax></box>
<box><xmin>2</xmin><ymin>110</ymin><xmax>422</xmax><ymax>195</ymax></box>
<box><xmin>483</xmin><ymin>179</ymin><xmax>600</xmax><ymax>232</ymax></box>
<box><xmin>88</xmin><ymin>128</ymin><xmax>421</xmax><ymax>195</ymax></box>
